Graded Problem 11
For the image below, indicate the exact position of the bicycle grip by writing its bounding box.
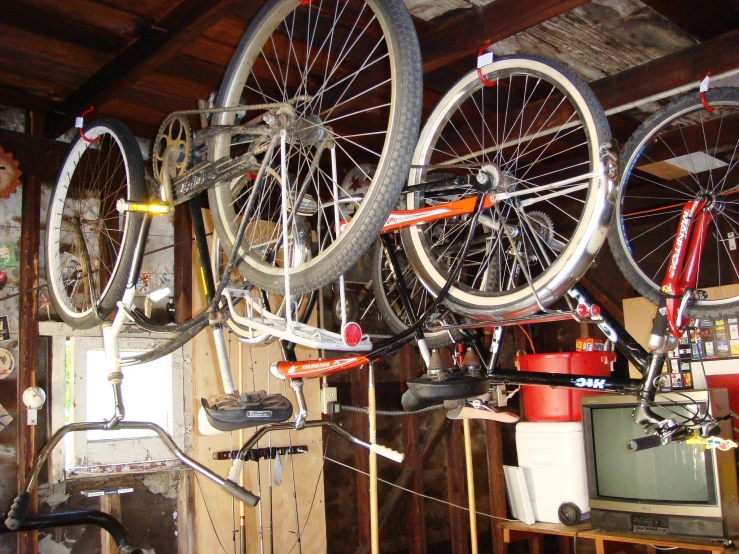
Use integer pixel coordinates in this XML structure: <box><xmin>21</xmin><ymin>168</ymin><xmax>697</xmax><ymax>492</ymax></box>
<box><xmin>371</xmin><ymin>444</ymin><xmax>405</xmax><ymax>464</ymax></box>
<box><xmin>222</xmin><ymin>479</ymin><xmax>260</xmax><ymax>507</ymax></box>
<box><xmin>4</xmin><ymin>491</ymin><xmax>31</xmax><ymax>530</ymax></box>
<box><xmin>627</xmin><ymin>434</ymin><xmax>662</xmax><ymax>452</ymax></box>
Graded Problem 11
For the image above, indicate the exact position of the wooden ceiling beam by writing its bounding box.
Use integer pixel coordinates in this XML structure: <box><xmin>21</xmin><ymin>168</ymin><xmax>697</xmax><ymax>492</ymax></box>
<box><xmin>0</xmin><ymin>128</ymin><xmax>69</xmax><ymax>183</ymax></box>
<box><xmin>420</xmin><ymin>0</ymin><xmax>589</xmax><ymax>74</ymax></box>
<box><xmin>0</xmin><ymin>85</ymin><xmax>57</xmax><ymax>114</ymax></box>
<box><xmin>639</xmin><ymin>0</ymin><xmax>739</xmax><ymax>42</ymax></box>
<box><xmin>2</xmin><ymin>1</ymin><xmax>128</xmax><ymax>54</ymax></box>
<box><xmin>591</xmin><ymin>29</ymin><xmax>739</xmax><ymax>112</ymax></box>
<box><xmin>44</xmin><ymin>0</ymin><xmax>239</xmax><ymax>138</ymax></box>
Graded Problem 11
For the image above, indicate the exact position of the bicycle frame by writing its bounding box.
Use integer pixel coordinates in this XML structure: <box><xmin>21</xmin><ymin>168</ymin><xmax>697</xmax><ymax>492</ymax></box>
<box><xmin>271</xmin><ymin>283</ymin><xmax>647</xmax><ymax>388</ymax></box>
<box><xmin>659</xmin><ymin>198</ymin><xmax>712</xmax><ymax>338</ymax></box>
<box><xmin>633</xmin><ymin>197</ymin><xmax>715</xmax><ymax>429</ymax></box>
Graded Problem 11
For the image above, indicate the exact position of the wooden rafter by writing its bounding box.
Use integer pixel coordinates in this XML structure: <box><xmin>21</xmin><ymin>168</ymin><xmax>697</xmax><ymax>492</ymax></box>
<box><xmin>44</xmin><ymin>0</ymin><xmax>240</xmax><ymax>138</ymax></box>
<box><xmin>591</xmin><ymin>29</ymin><xmax>739</xmax><ymax>112</ymax></box>
<box><xmin>640</xmin><ymin>0</ymin><xmax>739</xmax><ymax>42</ymax></box>
<box><xmin>420</xmin><ymin>0</ymin><xmax>589</xmax><ymax>74</ymax></box>
<box><xmin>2</xmin><ymin>1</ymin><xmax>130</xmax><ymax>55</ymax></box>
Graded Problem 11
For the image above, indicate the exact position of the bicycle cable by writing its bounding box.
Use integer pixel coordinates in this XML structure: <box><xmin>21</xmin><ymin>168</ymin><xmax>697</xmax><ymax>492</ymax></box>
<box><xmin>337</xmin><ymin>403</ymin><xmax>445</xmax><ymax>416</ymax></box>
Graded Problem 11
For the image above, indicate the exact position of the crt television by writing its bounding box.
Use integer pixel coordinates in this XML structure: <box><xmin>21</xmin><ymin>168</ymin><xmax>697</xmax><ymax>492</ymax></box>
<box><xmin>581</xmin><ymin>389</ymin><xmax>739</xmax><ymax>541</ymax></box>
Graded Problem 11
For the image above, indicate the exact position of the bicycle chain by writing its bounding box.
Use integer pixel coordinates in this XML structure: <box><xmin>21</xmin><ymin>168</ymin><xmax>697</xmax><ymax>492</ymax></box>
<box><xmin>410</xmin><ymin>162</ymin><xmax>490</xmax><ymax>170</ymax></box>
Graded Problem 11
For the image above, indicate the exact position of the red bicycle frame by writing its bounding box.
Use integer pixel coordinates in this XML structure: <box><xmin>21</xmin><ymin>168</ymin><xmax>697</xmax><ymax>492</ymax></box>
<box><xmin>380</xmin><ymin>194</ymin><xmax>495</xmax><ymax>233</ymax></box>
<box><xmin>658</xmin><ymin>198</ymin><xmax>712</xmax><ymax>338</ymax></box>
<box><xmin>339</xmin><ymin>190</ymin><xmax>495</xmax><ymax>235</ymax></box>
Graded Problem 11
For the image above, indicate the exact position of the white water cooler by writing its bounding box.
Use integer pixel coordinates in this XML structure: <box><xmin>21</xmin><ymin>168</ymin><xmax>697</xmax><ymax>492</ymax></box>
<box><xmin>515</xmin><ymin>421</ymin><xmax>590</xmax><ymax>523</ymax></box>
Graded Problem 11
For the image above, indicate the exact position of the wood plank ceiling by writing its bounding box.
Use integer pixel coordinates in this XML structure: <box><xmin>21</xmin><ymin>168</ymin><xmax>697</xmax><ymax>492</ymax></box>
<box><xmin>0</xmin><ymin>0</ymin><xmax>737</xmax><ymax>145</ymax></box>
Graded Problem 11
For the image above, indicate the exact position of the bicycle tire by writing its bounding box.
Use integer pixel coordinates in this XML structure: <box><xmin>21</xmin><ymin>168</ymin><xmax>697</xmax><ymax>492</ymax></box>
<box><xmin>208</xmin><ymin>0</ymin><xmax>422</xmax><ymax>295</ymax></box>
<box><xmin>401</xmin><ymin>55</ymin><xmax>613</xmax><ymax>319</ymax></box>
<box><xmin>608</xmin><ymin>87</ymin><xmax>739</xmax><ymax>318</ymax></box>
<box><xmin>45</xmin><ymin>118</ymin><xmax>146</xmax><ymax>328</ymax></box>
<box><xmin>371</xmin><ymin>237</ymin><xmax>459</xmax><ymax>348</ymax></box>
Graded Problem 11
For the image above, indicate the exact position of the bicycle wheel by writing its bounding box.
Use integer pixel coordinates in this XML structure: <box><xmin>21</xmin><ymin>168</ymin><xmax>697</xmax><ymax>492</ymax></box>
<box><xmin>401</xmin><ymin>55</ymin><xmax>613</xmax><ymax>319</ymax></box>
<box><xmin>608</xmin><ymin>87</ymin><xmax>739</xmax><ymax>318</ymax></box>
<box><xmin>212</xmin><ymin>234</ymin><xmax>314</xmax><ymax>346</ymax></box>
<box><xmin>208</xmin><ymin>0</ymin><xmax>422</xmax><ymax>295</ymax></box>
<box><xmin>371</xmin><ymin>236</ymin><xmax>459</xmax><ymax>348</ymax></box>
<box><xmin>45</xmin><ymin>118</ymin><xmax>146</xmax><ymax>328</ymax></box>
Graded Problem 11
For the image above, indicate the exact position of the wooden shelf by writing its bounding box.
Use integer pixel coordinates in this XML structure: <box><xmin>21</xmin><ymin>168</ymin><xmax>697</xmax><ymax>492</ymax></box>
<box><xmin>499</xmin><ymin>520</ymin><xmax>737</xmax><ymax>554</ymax></box>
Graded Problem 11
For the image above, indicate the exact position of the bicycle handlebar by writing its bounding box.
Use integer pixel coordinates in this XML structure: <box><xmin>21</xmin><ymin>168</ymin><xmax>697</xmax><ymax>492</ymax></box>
<box><xmin>627</xmin><ymin>434</ymin><xmax>662</xmax><ymax>452</ymax></box>
<box><xmin>4</xmin><ymin>420</ymin><xmax>261</xmax><ymax>530</ymax></box>
<box><xmin>223</xmin><ymin>479</ymin><xmax>260</xmax><ymax>507</ymax></box>
<box><xmin>4</xmin><ymin>492</ymin><xmax>30</xmax><ymax>531</ymax></box>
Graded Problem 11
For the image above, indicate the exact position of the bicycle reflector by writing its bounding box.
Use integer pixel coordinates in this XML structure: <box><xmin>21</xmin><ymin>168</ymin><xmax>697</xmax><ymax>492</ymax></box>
<box><xmin>576</xmin><ymin>303</ymin><xmax>601</xmax><ymax>318</ymax></box>
<box><xmin>342</xmin><ymin>322</ymin><xmax>363</xmax><ymax>348</ymax></box>
<box><xmin>116</xmin><ymin>200</ymin><xmax>170</xmax><ymax>214</ymax></box>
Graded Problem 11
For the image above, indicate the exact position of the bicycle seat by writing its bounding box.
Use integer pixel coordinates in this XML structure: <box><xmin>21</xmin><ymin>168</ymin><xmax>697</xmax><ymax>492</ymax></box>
<box><xmin>200</xmin><ymin>391</ymin><xmax>293</xmax><ymax>432</ymax></box>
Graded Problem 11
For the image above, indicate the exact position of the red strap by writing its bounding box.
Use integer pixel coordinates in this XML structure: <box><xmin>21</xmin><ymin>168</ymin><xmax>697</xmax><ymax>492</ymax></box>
<box><xmin>476</xmin><ymin>40</ymin><xmax>497</xmax><ymax>87</ymax></box>
<box><xmin>77</xmin><ymin>106</ymin><xmax>99</xmax><ymax>143</ymax></box>
<box><xmin>700</xmin><ymin>73</ymin><xmax>714</xmax><ymax>112</ymax></box>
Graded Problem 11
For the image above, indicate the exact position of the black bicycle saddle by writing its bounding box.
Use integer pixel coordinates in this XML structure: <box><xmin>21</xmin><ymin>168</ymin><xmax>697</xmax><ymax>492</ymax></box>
<box><xmin>201</xmin><ymin>391</ymin><xmax>293</xmax><ymax>432</ymax></box>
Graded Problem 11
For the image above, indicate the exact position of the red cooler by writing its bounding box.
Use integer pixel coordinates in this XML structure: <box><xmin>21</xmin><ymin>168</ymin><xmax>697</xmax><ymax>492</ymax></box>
<box><xmin>516</xmin><ymin>351</ymin><xmax>615</xmax><ymax>422</ymax></box>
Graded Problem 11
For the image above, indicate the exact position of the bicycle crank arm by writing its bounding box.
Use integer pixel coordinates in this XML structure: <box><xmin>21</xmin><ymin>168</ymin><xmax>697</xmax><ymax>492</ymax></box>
<box><xmin>170</xmin><ymin>152</ymin><xmax>260</xmax><ymax>205</ymax></box>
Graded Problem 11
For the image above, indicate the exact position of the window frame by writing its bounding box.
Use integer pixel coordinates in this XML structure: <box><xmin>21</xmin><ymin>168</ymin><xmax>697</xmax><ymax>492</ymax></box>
<box><xmin>41</xmin><ymin>321</ymin><xmax>193</xmax><ymax>483</ymax></box>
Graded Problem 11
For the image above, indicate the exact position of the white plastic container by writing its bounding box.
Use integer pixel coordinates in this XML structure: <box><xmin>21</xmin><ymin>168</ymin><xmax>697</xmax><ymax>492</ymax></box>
<box><xmin>515</xmin><ymin>421</ymin><xmax>590</xmax><ymax>524</ymax></box>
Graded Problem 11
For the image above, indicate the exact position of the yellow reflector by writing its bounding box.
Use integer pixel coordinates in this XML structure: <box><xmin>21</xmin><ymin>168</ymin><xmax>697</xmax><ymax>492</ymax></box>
<box><xmin>127</xmin><ymin>203</ymin><xmax>170</xmax><ymax>214</ymax></box>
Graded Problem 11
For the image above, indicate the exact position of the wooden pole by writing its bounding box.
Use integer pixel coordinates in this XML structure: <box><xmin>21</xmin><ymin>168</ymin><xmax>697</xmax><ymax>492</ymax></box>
<box><xmin>356</xmin><ymin>413</ymin><xmax>447</xmax><ymax>554</ymax></box>
<box><xmin>350</xmin><ymin>366</ymin><xmax>370</xmax><ymax>549</ymax></box>
<box><xmin>368</xmin><ymin>362</ymin><xmax>379</xmax><ymax>554</ymax></box>
<box><xmin>463</xmin><ymin>419</ymin><xmax>478</xmax><ymax>554</ymax></box>
<box><xmin>18</xmin><ymin>174</ymin><xmax>41</xmax><ymax>554</ymax></box>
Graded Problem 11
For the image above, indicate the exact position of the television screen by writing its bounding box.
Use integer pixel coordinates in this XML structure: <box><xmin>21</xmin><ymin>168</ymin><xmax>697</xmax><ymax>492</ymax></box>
<box><xmin>591</xmin><ymin>404</ymin><xmax>712</xmax><ymax>503</ymax></box>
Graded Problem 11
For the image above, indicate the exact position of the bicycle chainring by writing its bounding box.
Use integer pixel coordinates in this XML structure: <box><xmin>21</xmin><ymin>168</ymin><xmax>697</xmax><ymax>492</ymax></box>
<box><xmin>153</xmin><ymin>114</ymin><xmax>193</xmax><ymax>186</ymax></box>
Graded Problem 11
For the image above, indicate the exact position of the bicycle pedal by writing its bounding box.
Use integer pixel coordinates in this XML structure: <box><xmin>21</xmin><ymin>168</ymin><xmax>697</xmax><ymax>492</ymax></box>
<box><xmin>200</xmin><ymin>393</ymin><xmax>293</xmax><ymax>432</ymax></box>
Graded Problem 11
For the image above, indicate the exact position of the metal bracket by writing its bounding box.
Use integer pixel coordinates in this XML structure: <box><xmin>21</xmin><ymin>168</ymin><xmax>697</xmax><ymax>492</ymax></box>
<box><xmin>224</xmin><ymin>290</ymin><xmax>372</xmax><ymax>351</ymax></box>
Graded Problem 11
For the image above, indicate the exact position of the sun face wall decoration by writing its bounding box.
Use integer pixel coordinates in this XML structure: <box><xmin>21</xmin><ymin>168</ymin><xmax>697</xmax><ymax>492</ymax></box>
<box><xmin>0</xmin><ymin>147</ymin><xmax>21</xmax><ymax>200</ymax></box>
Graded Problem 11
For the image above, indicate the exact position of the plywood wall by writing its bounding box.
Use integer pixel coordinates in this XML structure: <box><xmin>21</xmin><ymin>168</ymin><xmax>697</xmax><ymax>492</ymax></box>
<box><xmin>191</xmin><ymin>216</ymin><xmax>327</xmax><ymax>554</ymax></box>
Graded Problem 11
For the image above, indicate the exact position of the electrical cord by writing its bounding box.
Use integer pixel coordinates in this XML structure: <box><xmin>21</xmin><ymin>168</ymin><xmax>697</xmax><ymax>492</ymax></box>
<box><xmin>337</xmin><ymin>403</ymin><xmax>445</xmax><ymax>416</ymax></box>
<box><xmin>324</xmin><ymin>455</ymin><xmax>515</xmax><ymax>522</ymax></box>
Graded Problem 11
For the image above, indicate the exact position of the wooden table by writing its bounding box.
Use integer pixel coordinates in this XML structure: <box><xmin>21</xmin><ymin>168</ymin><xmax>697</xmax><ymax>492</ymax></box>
<box><xmin>500</xmin><ymin>520</ymin><xmax>737</xmax><ymax>554</ymax></box>
<box><xmin>501</xmin><ymin>521</ymin><xmax>588</xmax><ymax>554</ymax></box>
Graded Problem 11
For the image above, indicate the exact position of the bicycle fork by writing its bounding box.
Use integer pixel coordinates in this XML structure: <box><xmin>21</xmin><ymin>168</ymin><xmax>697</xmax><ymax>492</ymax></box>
<box><xmin>635</xmin><ymin>198</ymin><xmax>713</xmax><ymax>431</ymax></box>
